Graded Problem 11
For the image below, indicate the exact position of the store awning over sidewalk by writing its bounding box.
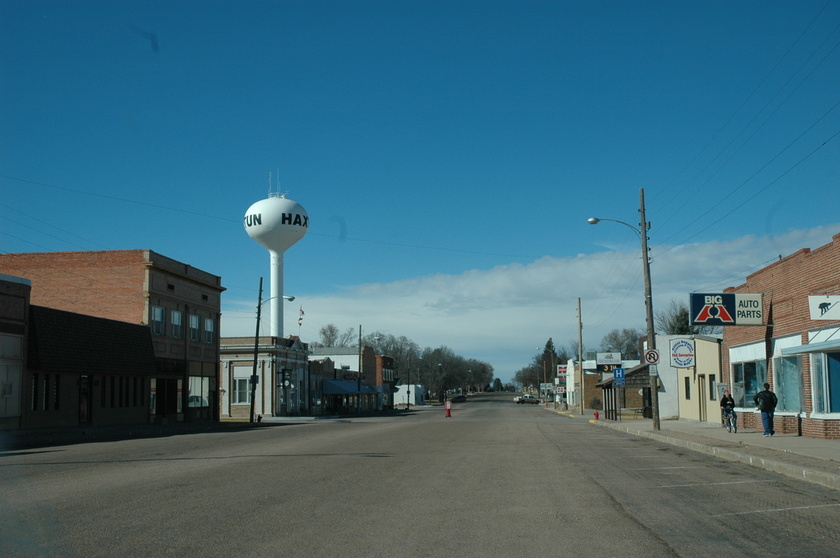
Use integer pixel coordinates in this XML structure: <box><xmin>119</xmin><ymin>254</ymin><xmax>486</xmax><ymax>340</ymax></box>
<box><xmin>322</xmin><ymin>380</ymin><xmax>360</xmax><ymax>395</ymax></box>
<box><xmin>781</xmin><ymin>339</ymin><xmax>840</xmax><ymax>355</ymax></box>
<box><xmin>321</xmin><ymin>380</ymin><xmax>379</xmax><ymax>395</ymax></box>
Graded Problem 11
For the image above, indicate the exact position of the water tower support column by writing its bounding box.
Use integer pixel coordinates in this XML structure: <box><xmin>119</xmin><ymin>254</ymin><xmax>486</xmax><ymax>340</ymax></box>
<box><xmin>270</xmin><ymin>251</ymin><xmax>284</xmax><ymax>338</ymax></box>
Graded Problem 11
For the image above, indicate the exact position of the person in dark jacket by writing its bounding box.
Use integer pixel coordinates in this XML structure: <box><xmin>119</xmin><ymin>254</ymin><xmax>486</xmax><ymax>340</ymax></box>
<box><xmin>754</xmin><ymin>383</ymin><xmax>778</xmax><ymax>437</ymax></box>
<box><xmin>720</xmin><ymin>389</ymin><xmax>736</xmax><ymax>426</ymax></box>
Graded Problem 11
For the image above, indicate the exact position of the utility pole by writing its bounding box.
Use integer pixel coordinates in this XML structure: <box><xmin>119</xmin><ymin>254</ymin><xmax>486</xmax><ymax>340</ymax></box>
<box><xmin>578</xmin><ymin>297</ymin><xmax>584</xmax><ymax>415</ymax></box>
<box><xmin>250</xmin><ymin>277</ymin><xmax>263</xmax><ymax>423</ymax></box>
<box><xmin>639</xmin><ymin>188</ymin><xmax>660</xmax><ymax>430</ymax></box>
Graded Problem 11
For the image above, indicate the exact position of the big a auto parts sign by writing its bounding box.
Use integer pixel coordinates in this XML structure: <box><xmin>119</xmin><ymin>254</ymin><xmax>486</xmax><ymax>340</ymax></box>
<box><xmin>690</xmin><ymin>293</ymin><xmax>764</xmax><ymax>326</ymax></box>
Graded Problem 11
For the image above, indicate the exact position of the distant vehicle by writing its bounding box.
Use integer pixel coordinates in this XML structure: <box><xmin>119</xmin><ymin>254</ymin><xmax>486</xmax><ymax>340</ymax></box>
<box><xmin>514</xmin><ymin>394</ymin><xmax>540</xmax><ymax>404</ymax></box>
<box><xmin>450</xmin><ymin>395</ymin><xmax>467</xmax><ymax>403</ymax></box>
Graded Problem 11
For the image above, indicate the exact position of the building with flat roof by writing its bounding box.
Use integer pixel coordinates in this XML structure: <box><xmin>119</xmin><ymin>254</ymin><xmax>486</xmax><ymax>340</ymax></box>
<box><xmin>722</xmin><ymin>232</ymin><xmax>840</xmax><ymax>439</ymax></box>
<box><xmin>0</xmin><ymin>250</ymin><xmax>225</xmax><ymax>423</ymax></box>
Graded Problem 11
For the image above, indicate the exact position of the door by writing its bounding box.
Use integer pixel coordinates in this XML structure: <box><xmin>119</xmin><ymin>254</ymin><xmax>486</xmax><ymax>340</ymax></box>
<box><xmin>698</xmin><ymin>374</ymin><xmax>707</xmax><ymax>422</ymax></box>
<box><xmin>79</xmin><ymin>375</ymin><xmax>92</xmax><ymax>424</ymax></box>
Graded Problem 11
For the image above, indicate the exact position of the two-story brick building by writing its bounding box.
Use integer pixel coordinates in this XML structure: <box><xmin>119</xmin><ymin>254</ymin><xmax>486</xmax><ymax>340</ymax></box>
<box><xmin>722</xmin><ymin>232</ymin><xmax>840</xmax><ymax>439</ymax></box>
<box><xmin>0</xmin><ymin>250</ymin><xmax>224</xmax><ymax>424</ymax></box>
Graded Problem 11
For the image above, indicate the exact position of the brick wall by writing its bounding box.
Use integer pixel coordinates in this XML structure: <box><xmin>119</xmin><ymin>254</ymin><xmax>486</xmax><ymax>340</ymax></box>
<box><xmin>0</xmin><ymin>251</ymin><xmax>148</xmax><ymax>324</ymax></box>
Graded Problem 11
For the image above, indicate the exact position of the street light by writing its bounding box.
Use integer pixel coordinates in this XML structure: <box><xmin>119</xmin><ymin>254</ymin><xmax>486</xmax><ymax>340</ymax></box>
<box><xmin>250</xmin><ymin>278</ymin><xmax>298</xmax><ymax>422</ymax></box>
<box><xmin>587</xmin><ymin>187</ymin><xmax>660</xmax><ymax>430</ymax></box>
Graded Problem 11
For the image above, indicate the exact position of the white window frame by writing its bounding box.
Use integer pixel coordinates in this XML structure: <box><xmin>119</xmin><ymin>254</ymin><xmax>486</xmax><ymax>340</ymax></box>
<box><xmin>204</xmin><ymin>318</ymin><xmax>215</xmax><ymax>343</ymax></box>
<box><xmin>171</xmin><ymin>310</ymin><xmax>183</xmax><ymax>339</ymax></box>
<box><xmin>189</xmin><ymin>314</ymin><xmax>200</xmax><ymax>342</ymax></box>
<box><xmin>151</xmin><ymin>306</ymin><xmax>166</xmax><ymax>336</ymax></box>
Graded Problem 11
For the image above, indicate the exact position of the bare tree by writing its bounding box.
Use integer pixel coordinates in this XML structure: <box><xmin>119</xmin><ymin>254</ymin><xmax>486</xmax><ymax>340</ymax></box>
<box><xmin>656</xmin><ymin>298</ymin><xmax>722</xmax><ymax>336</ymax></box>
<box><xmin>312</xmin><ymin>323</ymin><xmax>357</xmax><ymax>347</ymax></box>
<box><xmin>600</xmin><ymin>327</ymin><xmax>645</xmax><ymax>360</ymax></box>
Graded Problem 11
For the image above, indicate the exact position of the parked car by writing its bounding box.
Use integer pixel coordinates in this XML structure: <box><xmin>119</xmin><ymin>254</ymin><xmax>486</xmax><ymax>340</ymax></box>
<box><xmin>450</xmin><ymin>395</ymin><xmax>467</xmax><ymax>403</ymax></box>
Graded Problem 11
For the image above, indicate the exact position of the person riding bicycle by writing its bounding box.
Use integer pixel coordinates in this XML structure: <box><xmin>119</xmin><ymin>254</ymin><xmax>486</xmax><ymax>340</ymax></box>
<box><xmin>720</xmin><ymin>389</ymin><xmax>737</xmax><ymax>424</ymax></box>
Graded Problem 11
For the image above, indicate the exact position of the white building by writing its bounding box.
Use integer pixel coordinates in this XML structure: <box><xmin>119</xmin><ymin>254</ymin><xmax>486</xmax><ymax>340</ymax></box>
<box><xmin>394</xmin><ymin>384</ymin><xmax>426</xmax><ymax>407</ymax></box>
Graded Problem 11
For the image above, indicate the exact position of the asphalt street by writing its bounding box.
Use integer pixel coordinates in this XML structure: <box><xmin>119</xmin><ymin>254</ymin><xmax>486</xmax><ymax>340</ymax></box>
<box><xmin>2</xmin><ymin>393</ymin><xmax>838</xmax><ymax>558</ymax></box>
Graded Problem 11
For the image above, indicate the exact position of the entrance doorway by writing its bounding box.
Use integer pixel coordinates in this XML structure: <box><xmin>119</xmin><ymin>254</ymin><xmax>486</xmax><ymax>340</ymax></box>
<box><xmin>79</xmin><ymin>375</ymin><xmax>92</xmax><ymax>424</ymax></box>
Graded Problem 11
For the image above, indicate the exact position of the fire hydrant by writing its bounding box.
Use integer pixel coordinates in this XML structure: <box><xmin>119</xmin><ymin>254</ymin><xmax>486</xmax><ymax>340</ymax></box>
<box><xmin>445</xmin><ymin>400</ymin><xmax>452</xmax><ymax>418</ymax></box>
<box><xmin>594</xmin><ymin>411</ymin><xmax>599</xmax><ymax>420</ymax></box>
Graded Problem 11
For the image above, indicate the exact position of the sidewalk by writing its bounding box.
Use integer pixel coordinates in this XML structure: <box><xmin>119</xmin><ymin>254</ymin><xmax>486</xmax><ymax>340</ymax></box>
<box><xmin>554</xmin><ymin>407</ymin><xmax>840</xmax><ymax>491</ymax></box>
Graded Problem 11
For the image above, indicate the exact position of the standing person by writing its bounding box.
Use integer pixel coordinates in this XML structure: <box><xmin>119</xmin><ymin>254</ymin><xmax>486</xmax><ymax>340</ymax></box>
<box><xmin>754</xmin><ymin>383</ymin><xmax>778</xmax><ymax>437</ymax></box>
<box><xmin>720</xmin><ymin>389</ymin><xmax>736</xmax><ymax>427</ymax></box>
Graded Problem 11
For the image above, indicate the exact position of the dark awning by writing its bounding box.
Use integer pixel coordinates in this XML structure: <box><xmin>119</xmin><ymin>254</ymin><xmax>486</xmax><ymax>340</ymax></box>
<box><xmin>322</xmin><ymin>380</ymin><xmax>361</xmax><ymax>395</ymax></box>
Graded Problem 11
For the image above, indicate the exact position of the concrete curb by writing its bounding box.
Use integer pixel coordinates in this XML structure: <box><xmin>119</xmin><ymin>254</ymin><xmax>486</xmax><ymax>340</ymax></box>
<box><xmin>593</xmin><ymin>420</ymin><xmax>840</xmax><ymax>492</ymax></box>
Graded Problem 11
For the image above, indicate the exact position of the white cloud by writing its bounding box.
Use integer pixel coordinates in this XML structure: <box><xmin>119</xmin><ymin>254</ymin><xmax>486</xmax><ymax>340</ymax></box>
<box><xmin>222</xmin><ymin>225</ymin><xmax>839</xmax><ymax>382</ymax></box>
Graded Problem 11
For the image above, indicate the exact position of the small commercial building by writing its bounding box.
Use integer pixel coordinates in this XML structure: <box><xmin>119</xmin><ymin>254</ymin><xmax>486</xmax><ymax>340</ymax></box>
<box><xmin>219</xmin><ymin>336</ymin><xmax>309</xmax><ymax>419</ymax></box>
<box><xmin>722</xmin><ymin>233</ymin><xmax>840</xmax><ymax>438</ymax></box>
<box><xmin>25</xmin><ymin>306</ymin><xmax>158</xmax><ymax>429</ymax></box>
<box><xmin>666</xmin><ymin>335</ymin><xmax>723</xmax><ymax>424</ymax></box>
<box><xmin>309</xmin><ymin>346</ymin><xmax>381</xmax><ymax>414</ymax></box>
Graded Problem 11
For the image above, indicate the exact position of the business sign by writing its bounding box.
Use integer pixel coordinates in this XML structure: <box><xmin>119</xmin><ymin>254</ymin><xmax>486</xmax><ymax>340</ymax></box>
<box><xmin>809</xmin><ymin>296</ymin><xmax>840</xmax><ymax>320</ymax></box>
<box><xmin>690</xmin><ymin>293</ymin><xmax>764</xmax><ymax>326</ymax></box>
<box><xmin>669</xmin><ymin>338</ymin><xmax>695</xmax><ymax>368</ymax></box>
<box><xmin>596</xmin><ymin>352</ymin><xmax>621</xmax><ymax>365</ymax></box>
<box><xmin>556</xmin><ymin>364</ymin><xmax>568</xmax><ymax>377</ymax></box>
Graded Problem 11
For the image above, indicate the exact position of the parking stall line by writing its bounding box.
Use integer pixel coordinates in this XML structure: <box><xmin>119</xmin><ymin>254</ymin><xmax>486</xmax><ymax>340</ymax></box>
<box><xmin>657</xmin><ymin>479</ymin><xmax>772</xmax><ymax>489</ymax></box>
<box><xmin>712</xmin><ymin>503</ymin><xmax>840</xmax><ymax>517</ymax></box>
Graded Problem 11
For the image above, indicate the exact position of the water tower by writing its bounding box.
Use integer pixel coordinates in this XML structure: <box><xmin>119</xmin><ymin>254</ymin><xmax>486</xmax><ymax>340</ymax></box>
<box><xmin>244</xmin><ymin>193</ymin><xmax>308</xmax><ymax>338</ymax></box>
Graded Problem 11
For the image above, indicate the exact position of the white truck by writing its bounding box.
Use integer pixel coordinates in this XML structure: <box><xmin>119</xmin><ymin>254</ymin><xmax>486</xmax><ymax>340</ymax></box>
<box><xmin>514</xmin><ymin>394</ymin><xmax>540</xmax><ymax>404</ymax></box>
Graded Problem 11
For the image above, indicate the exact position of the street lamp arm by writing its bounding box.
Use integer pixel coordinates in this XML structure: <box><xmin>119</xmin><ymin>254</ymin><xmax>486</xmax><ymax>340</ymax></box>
<box><xmin>587</xmin><ymin>217</ymin><xmax>641</xmax><ymax>237</ymax></box>
<box><xmin>586</xmin><ymin>188</ymin><xmax>659</xmax><ymax>430</ymax></box>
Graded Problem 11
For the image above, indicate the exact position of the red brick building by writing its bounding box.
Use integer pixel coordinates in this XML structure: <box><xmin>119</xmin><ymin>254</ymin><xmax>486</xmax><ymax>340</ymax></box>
<box><xmin>722</xmin><ymin>233</ymin><xmax>840</xmax><ymax>439</ymax></box>
<box><xmin>0</xmin><ymin>250</ymin><xmax>225</xmax><ymax>423</ymax></box>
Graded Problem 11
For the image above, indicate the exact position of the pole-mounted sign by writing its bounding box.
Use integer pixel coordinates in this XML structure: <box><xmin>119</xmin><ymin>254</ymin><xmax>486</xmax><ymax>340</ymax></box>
<box><xmin>690</xmin><ymin>293</ymin><xmax>764</xmax><ymax>326</ymax></box>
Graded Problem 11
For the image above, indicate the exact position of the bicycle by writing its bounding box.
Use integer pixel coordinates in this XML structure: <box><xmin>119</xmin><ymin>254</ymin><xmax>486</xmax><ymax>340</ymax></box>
<box><xmin>723</xmin><ymin>408</ymin><xmax>737</xmax><ymax>433</ymax></box>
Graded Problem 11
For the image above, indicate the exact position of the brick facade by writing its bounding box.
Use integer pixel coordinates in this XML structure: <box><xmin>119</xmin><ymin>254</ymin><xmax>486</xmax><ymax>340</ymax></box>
<box><xmin>0</xmin><ymin>250</ymin><xmax>225</xmax><ymax>424</ymax></box>
<box><xmin>722</xmin><ymin>233</ymin><xmax>840</xmax><ymax>439</ymax></box>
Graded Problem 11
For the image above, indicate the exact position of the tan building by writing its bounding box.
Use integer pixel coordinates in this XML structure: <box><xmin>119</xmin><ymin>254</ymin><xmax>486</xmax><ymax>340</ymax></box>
<box><xmin>672</xmin><ymin>336</ymin><xmax>723</xmax><ymax>423</ymax></box>
<box><xmin>0</xmin><ymin>250</ymin><xmax>224</xmax><ymax>423</ymax></box>
<box><xmin>219</xmin><ymin>336</ymin><xmax>309</xmax><ymax>419</ymax></box>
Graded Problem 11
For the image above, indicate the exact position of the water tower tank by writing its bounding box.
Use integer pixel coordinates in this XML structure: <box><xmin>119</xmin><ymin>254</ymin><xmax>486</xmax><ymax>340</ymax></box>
<box><xmin>244</xmin><ymin>194</ymin><xmax>308</xmax><ymax>337</ymax></box>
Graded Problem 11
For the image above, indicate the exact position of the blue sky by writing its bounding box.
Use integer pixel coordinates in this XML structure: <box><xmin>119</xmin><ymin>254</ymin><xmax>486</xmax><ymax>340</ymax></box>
<box><xmin>2</xmin><ymin>1</ymin><xmax>839</xmax><ymax>382</ymax></box>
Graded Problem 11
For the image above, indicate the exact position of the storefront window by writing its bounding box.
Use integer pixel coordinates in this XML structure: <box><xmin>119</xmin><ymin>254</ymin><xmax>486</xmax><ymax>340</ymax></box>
<box><xmin>812</xmin><ymin>352</ymin><xmax>840</xmax><ymax>413</ymax></box>
<box><xmin>732</xmin><ymin>360</ymin><xmax>765</xmax><ymax>407</ymax></box>
<box><xmin>774</xmin><ymin>355</ymin><xmax>802</xmax><ymax>412</ymax></box>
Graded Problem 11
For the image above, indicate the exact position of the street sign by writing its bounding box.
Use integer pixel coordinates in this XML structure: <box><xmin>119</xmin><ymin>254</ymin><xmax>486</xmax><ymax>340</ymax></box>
<box><xmin>613</xmin><ymin>367</ymin><xmax>625</xmax><ymax>386</ymax></box>
<box><xmin>644</xmin><ymin>349</ymin><xmax>659</xmax><ymax>365</ymax></box>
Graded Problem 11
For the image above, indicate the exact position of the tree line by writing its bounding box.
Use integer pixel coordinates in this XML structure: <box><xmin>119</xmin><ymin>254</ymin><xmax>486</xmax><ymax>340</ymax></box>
<box><xmin>310</xmin><ymin>324</ymin><xmax>497</xmax><ymax>400</ymax></box>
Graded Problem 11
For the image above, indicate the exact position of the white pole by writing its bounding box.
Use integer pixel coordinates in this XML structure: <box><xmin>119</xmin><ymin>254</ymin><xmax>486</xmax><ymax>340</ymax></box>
<box><xmin>270</xmin><ymin>251</ymin><xmax>284</xmax><ymax>338</ymax></box>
